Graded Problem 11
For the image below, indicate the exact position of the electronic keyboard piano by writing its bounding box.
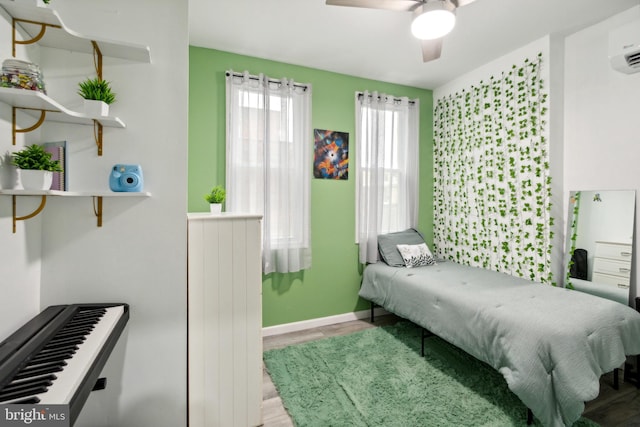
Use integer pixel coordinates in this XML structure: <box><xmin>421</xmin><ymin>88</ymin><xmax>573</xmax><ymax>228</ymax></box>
<box><xmin>0</xmin><ymin>303</ymin><xmax>129</xmax><ymax>426</ymax></box>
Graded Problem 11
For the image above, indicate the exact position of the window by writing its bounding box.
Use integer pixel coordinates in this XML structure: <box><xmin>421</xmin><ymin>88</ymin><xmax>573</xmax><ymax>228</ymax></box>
<box><xmin>355</xmin><ymin>91</ymin><xmax>419</xmax><ymax>264</ymax></box>
<box><xmin>226</xmin><ymin>71</ymin><xmax>311</xmax><ymax>274</ymax></box>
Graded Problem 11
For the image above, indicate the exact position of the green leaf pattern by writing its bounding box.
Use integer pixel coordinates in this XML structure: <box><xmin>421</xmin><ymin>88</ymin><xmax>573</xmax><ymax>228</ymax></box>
<box><xmin>397</xmin><ymin>243</ymin><xmax>437</xmax><ymax>268</ymax></box>
<box><xmin>433</xmin><ymin>53</ymin><xmax>553</xmax><ymax>284</ymax></box>
<box><xmin>564</xmin><ymin>192</ymin><xmax>581</xmax><ymax>289</ymax></box>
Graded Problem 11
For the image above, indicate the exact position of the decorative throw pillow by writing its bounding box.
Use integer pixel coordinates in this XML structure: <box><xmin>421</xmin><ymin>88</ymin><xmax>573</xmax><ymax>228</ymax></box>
<box><xmin>378</xmin><ymin>228</ymin><xmax>426</xmax><ymax>267</ymax></box>
<box><xmin>396</xmin><ymin>243</ymin><xmax>436</xmax><ymax>268</ymax></box>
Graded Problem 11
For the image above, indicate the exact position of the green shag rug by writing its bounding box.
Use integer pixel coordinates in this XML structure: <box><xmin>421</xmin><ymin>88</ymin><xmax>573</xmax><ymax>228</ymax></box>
<box><xmin>263</xmin><ymin>321</ymin><xmax>599</xmax><ymax>427</ymax></box>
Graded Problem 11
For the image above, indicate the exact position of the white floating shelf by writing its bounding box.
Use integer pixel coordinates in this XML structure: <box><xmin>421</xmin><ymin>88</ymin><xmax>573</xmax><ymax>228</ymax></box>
<box><xmin>0</xmin><ymin>1</ymin><xmax>151</xmax><ymax>63</ymax></box>
<box><xmin>0</xmin><ymin>87</ymin><xmax>125</xmax><ymax>127</ymax></box>
<box><xmin>0</xmin><ymin>189</ymin><xmax>151</xmax><ymax>197</ymax></box>
<box><xmin>3</xmin><ymin>189</ymin><xmax>152</xmax><ymax>232</ymax></box>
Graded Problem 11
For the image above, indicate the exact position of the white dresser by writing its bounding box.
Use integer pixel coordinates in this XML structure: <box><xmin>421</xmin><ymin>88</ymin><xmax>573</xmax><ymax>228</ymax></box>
<box><xmin>592</xmin><ymin>241</ymin><xmax>633</xmax><ymax>289</ymax></box>
<box><xmin>187</xmin><ymin>213</ymin><xmax>263</xmax><ymax>427</ymax></box>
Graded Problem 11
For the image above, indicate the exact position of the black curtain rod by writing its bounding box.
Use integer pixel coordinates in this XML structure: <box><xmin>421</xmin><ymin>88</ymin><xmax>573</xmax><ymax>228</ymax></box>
<box><xmin>357</xmin><ymin>92</ymin><xmax>416</xmax><ymax>105</ymax></box>
<box><xmin>225</xmin><ymin>71</ymin><xmax>309</xmax><ymax>90</ymax></box>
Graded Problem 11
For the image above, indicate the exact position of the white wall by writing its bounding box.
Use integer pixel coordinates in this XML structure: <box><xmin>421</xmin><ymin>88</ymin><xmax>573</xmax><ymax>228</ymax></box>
<box><xmin>433</xmin><ymin>36</ymin><xmax>550</xmax><ymax>99</ymax></box>
<box><xmin>0</xmin><ymin>6</ymin><xmax>43</xmax><ymax>341</ymax></box>
<box><xmin>564</xmin><ymin>6</ymin><xmax>640</xmax><ymax>303</ymax></box>
<box><xmin>0</xmin><ymin>1</ymin><xmax>188</xmax><ymax>426</ymax></box>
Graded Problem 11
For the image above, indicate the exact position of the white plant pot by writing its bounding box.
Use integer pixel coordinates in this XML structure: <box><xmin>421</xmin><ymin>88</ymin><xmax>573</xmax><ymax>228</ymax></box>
<box><xmin>20</xmin><ymin>169</ymin><xmax>53</xmax><ymax>190</ymax></box>
<box><xmin>209</xmin><ymin>203</ymin><xmax>222</xmax><ymax>214</ymax></box>
<box><xmin>83</xmin><ymin>99</ymin><xmax>109</xmax><ymax>117</ymax></box>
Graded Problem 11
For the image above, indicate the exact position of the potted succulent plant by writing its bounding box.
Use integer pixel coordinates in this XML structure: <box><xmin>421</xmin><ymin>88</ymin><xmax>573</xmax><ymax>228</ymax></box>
<box><xmin>204</xmin><ymin>185</ymin><xmax>226</xmax><ymax>214</ymax></box>
<box><xmin>77</xmin><ymin>76</ymin><xmax>116</xmax><ymax>117</ymax></box>
<box><xmin>12</xmin><ymin>144</ymin><xmax>63</xmax><ymax>190</ymax></box>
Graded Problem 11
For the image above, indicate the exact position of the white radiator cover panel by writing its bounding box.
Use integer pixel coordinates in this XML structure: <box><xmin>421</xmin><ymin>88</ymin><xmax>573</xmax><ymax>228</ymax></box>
<box><xmin>187</xmin><ymin>213</ymin><xmax>263</xmax><ymax>427</ymax></box>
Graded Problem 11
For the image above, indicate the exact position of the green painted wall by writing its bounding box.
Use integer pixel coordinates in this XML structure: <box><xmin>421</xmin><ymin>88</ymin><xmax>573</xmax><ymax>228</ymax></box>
<box><xmin>189</xmin><ymin>46</ymin><xmax>434</xmax><ymax>327</ymax></box>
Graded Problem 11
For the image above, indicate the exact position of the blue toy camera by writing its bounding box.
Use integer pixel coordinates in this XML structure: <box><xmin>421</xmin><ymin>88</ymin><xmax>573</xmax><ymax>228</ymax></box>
<box><xmin>109</xmin><ymin>164</ymin><xmax>143</xmax><ymax>192</ymax></box>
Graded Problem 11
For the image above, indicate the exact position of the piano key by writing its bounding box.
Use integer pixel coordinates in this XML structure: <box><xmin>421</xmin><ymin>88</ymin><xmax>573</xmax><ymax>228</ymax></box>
<box><xmin>43</xmin><ymin>337</ymin><xmax>86</xmax><ymax>350</ymax></box>
<box><xmin>20</xmin><ymin>359</ymin><xmax>67</xmax><ymax>373</ymax></box>
<box><xmin>33</xmin><ymin>305</ymin><xmax>125</xmax><ymax>405</ymax></box>
<box><xmin>2</xmin><ymin>308</ymin><xmax>100</xmax><ymax>388</ymax></box>
<box><xmin>53</xmin><ymin>327</ymin><xmax>95</xmax><ymax>339</ymax></box>
<box><xmin>67</xmin><ymin>313</ymin><xmax>105</xmax><ymax>325</ymax></box>
<box><xmin>1</xmin><ymin>373</ymin><xmax>57</xmax><ymax>393</ymax></box>
<box><xmin>73</xmin><ymin>311</ymin><xmax>104</xmax><ymax>318</ymax></box>
<box><xmin>0</xmin><ymin>374</ymin><xmax>56</xmax><ymax>392</ymax></box>
<box><xmin>72</xmin><ymin>308</ymin><xmax>106</xmax><ymax>318</ymax></box>
<box><xmin>14</xmin><ymin>362</ymin><xmax>65</xmax><ymax>380</ymax></box>
<box><xmin>0</xmin><ymin>376</ymin><xmax>54</xmax><ymax>402</ymax></box>
<box><xmin>0</xmin><ymin>374</ymin><xmax>56</xmax><ymax>402</ymax></box>
<box><xmin>0</xmin><ymin>303</ymin><xmax>129</xmax><ymax>426</ymax></box>
<box><xmin>30</xmin><ymin>349</ymin><xmax>76</xmax><ymax>364</ymax></box>
<box><xmin>29</xmin><ymin>349</ymin><xmax>79</xmax><ymax>366</ymax></box>
<box><xmin>0</xmin><ymin>306</ymin><xmax>69</xmax><ymax>390</ymax></box>
<box><xmin>9</xmin><ymin>397</ymin><xmax>41</xmax><ymax>404</ymax></box>
<box><xmin>65</xmin><ymin>319</ymin><xmax>99</xmax><ymax>328</ymax></box>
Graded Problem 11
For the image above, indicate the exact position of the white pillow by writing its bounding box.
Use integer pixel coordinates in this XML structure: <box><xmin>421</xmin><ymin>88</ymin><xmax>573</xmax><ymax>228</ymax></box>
<box><xmin>396</xmin><ymin>243</ymin><xmax>436</xmax><ymax>268</ymax></box>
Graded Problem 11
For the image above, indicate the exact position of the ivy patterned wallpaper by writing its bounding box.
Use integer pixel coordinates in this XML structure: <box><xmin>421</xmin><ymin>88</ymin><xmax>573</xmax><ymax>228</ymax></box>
<box><xmin>433</xmin><ymin>53</ymin><xmax>554</xmax><ymax>284</ymax></box>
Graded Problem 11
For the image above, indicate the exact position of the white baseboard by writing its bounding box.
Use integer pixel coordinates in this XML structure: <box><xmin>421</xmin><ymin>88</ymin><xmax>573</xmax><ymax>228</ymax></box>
<box><xmin>262</xmin><ymin>307</ymin><xmax>389</xmax><ymax>337</ymax></box>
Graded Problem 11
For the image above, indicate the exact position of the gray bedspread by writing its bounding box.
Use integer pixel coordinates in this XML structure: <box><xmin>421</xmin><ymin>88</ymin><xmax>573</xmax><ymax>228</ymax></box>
<box><xmin>359</xmin><ymin>261</ymin><xmax>640</xmax><ymax>426</ymax></box>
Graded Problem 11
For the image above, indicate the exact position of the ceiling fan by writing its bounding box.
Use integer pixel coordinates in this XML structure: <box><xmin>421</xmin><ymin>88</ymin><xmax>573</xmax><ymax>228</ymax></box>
<box><xmin>326</xmin><ymin>0</ymin><xmax>477</xmax><ymax>62</ymax></box>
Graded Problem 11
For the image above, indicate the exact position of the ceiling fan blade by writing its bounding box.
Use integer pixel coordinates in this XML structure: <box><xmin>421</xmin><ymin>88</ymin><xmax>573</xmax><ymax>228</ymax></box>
<box><xmin>421</xmin><ymin>38</ymin><xmax>442</xmax><ymax>63</ymax></box>
<box><xmin>451</xmin><ymin>0</ymin><xmax>476</xmax><ymax>7</ymax></box>
<box><xmin>326</xmin><ymin>0</ymin><xmax>421</xmax><ymax>12</ymax></box>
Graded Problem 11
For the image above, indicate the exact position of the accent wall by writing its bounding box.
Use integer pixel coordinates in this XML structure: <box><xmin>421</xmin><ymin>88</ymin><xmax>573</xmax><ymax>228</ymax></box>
<box><xmin>189</xmin><ymin>47</ymin><xmax>433</xmax><ymax>327</ymax></box>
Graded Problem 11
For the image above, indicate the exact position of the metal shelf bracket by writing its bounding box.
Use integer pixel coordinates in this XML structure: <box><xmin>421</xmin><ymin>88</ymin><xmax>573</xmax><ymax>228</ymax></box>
<box><xmin>12</xmin><ymin>17</ymin><xmax>61</xmax><ymax>57</ymax></box>
<box><xmin>13</xmin><ymin>107</ymin><xmax>47</xmax><ymax>145</ymax></box>
<box><xmin>92</xmin><ymin>196</ymin><xmax>103</xmax><ymax>227</ymax></box>
<box><xmin>11</xmin><ymin>19</ymin><xmax>106</xmax><ymax>157</ymax></box>
<box><xmin>12</xmin><ymin>194</ymin><xmax>46</xmax><ymax>233</ymax></box>
<box><xmin>93</xmin><ymin>120</ymin><xmax>103</xmax><ymax>156</ymax></box>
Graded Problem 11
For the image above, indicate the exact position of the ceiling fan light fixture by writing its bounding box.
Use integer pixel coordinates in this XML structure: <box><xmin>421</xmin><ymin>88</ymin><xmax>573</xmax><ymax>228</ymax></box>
<box><xmin>411</xmin><ymin>0</ymin><xmax>456</xmax><ymax>40</ymax></box>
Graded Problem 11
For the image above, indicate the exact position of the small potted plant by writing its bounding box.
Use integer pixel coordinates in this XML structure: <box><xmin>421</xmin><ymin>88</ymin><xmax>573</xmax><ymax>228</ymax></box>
<box><xmin>204</xmin><ymin>185</ymin><xmax>226</xmax><ymax>214</ymax></box>
<box><xmin>77</xmin><ymin>76</ymin><xmax>116</xmax><ymax>117</ymax></box>
<box><xmin>12</xmin><ymin>144</ymin><xmax>63</xmax><ymax>190</ymax></box>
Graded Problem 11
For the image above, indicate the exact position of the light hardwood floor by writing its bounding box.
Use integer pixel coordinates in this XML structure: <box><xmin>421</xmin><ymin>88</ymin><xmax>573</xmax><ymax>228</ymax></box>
<box><xmin>261</xmin><ymin>314</ymin><xmax>640</xmax><ymax>427</ymax></box>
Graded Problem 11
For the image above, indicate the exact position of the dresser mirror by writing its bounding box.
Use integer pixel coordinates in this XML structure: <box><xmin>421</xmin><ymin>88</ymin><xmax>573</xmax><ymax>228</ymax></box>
<box><xmin>564</xmin><ymin>190</ymin><xmax>636</xmax><ymax>304</ymax></box>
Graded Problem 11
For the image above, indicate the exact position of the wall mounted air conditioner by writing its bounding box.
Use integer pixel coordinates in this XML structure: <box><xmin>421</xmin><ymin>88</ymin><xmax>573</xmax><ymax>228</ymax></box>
<box><xmin>609</xmin><ymin>20</ymin><xmax>640</xmax><ymax>74</ymax></box>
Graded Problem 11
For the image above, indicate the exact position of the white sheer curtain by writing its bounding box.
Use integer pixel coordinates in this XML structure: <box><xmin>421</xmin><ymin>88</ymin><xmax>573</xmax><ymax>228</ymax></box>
<box><xmin>355</xmin><ymin>91</ymin><xmax>419</xmax><ymax>264</ymax></box>
<box><xmin>226</xmin><ymin>70</ymin><xmax>312</xmax><ymax>274</ymax></box>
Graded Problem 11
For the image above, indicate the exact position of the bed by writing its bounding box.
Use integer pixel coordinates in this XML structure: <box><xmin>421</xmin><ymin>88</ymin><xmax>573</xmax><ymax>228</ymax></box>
<box><xmin>359</xmin><ymin>229</ymin><xmax>640</xmax><ymax>427</ymax></box>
